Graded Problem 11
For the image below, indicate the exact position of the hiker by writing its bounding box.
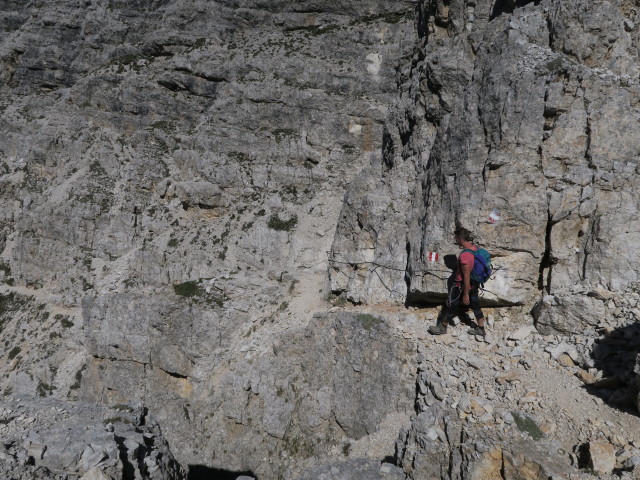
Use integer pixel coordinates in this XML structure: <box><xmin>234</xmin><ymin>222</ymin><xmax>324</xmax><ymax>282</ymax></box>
<box><xmin>428</xmin><ymin>227</ymin><xmax>487</xmax><ymax>337</ymax></box>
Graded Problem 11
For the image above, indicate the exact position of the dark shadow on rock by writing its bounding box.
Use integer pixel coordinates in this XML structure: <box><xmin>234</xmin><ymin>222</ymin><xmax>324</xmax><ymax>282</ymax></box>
<box><xmin>188</xmin><ymin>465</ymin><xmax>257</xmax><ymax>480</ymax></box>
<box><xmin>382</xmin><ymin>455</ymin><xmax>396</xmax><ymax>464</ymax></box>
<box><xmin>443</xmin><ymin>254</ymin><xmax>457</xmax><ymax>271</ymax></box>
<box><xmin>490</xmin><ymin>0</ymin><xmax>542</xmax><ymax>20</ymax></box>
<box><xmin>585</xmin><ymin>322</ymin><xmax>640</xmax><ymax>415</ymax></box>
<box><xmin>404</xmin><ymin>254</ymin><xmax>458</xmax><ymax>307</ymax></box>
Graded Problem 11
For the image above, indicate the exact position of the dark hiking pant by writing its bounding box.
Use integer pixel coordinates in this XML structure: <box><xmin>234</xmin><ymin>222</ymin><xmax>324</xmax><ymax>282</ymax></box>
<box><xmin>443</xmin><ymin>284</ymin><xmax>484</xmax><ymax>324</ymax></box>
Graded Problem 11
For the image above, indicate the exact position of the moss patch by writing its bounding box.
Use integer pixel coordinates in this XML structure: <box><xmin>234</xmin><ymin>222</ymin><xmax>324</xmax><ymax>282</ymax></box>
<box><xmin>512</xmin><ymin>411</ymin><xmax>544</xmax><ymax>440</ymax></box>
<box><xmin>8</xmin><ymin>346</ymin><xmax>21</xmax><ymax>360</ymax></box>
<box><xmin>268</xmin><ymin>214</ymin><xmax>298</xmax><ymax>231</ymax></box>
<box><xmin>103</xmin><ymin>416</ymin><xmax>132</xmax><ymax>425</ymax></box>
<box><xmin>356</xmin><ymin>313</ymin><xmax>383</xmax><ymax>331</ymax></box>
<box><xmin>173</xmin><ymin>279</ymin><xmax>226</xmax><ymax>307</ymax></box>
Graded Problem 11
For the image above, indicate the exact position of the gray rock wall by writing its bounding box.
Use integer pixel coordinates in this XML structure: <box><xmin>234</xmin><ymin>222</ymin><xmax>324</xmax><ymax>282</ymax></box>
<box><xmin>82</xmin><ymin>307</ymin><xmax>416</xmax><ymax>478</ymax></box>
<box><xmin>0</xmin><ymin>0</ymin><xmax>419</xmax><ymax>475</ymax></box>
<box><xmin>329</xmin><ymin>0</ymin><xmax>640</xmax><ymax>334</ymax></box>
<box><xmin>2</xmin><ymin>0</ymin><xmax>640</xmax><ymax>478</ymax></box>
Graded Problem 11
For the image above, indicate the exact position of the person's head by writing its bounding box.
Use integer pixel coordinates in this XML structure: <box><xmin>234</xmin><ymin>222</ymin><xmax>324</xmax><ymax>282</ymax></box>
<box><xmin>454</xmin><ymin>226</ymin><xmax>473</xmax><ymax>245</ymax></box>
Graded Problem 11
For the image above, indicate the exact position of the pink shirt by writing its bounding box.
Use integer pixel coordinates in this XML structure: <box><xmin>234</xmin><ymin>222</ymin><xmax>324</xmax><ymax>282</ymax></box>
<box><xmin>454</xmin><ymin>246</ymin><xmax>477</xmax><ymax>283</ymax></box>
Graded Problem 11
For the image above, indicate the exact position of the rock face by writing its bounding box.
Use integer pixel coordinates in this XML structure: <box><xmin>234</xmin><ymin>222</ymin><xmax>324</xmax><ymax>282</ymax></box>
<box><xmin>0</xmin><ymin>0</ymin><xmax>419</xmax><ymax>476</ymax></box>
<box><xmin>329</xmin><ymin>0</ymin><xmax>640</xmax><ymax>331</ymax></box>
<box><xmin>82</xmin><ymin>308</ymin><xmax>417</xmax><ymax>478</ymax></box>
<box><xmin>2</xmin><ymin>0</ymin><xmax>640</xmax><ymax>479</ymax></box>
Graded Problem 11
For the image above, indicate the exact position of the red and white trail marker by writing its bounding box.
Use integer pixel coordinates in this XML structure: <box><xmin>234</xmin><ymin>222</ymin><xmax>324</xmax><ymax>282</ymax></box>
<box><xmin>488</xmin><ymin>209</ymin><xmax>501</xmax><ymax>224</ymax></box>
<box><xmin>427</xmin><ymin>251</ymin><xmax>439</xmax><ymax>262</ymax></box>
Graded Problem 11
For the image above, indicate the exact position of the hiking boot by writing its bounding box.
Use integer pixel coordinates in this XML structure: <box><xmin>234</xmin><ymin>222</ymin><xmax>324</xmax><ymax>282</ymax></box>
<box><xmin>467</xmin><ymin>326</ymin><xmax>486</xmax><ymax>337</ymax></box>
<box><xmin>428</xmin><ymin>323</ymin><xmax>448</xmax><ymax>335</ymax></box>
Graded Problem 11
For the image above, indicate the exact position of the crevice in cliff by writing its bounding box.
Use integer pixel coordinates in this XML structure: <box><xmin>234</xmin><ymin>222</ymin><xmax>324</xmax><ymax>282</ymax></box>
<box><xmin>188</xmin><ymin>465</ymin><xmax>258</xmax><ymax>480</ymax></box>
<box><xmin>499</xmin><ymin>449</ymin><xmax>507</xmax><ymax>480</ymax></box>
<box><xmin>580</xmin><ymin>215</ymin><xmax>599</xmax><ymax>282</ymax></box>
<box><xmin>382</xmin><ymin>128</ymin><xmax>395</xmax><ymax>170</ymax></box>
<box><xmin>173</xmin><ymin>66</ymin><xmax>227</xmax><ymax>83</ymax></box>
<box><xmin>404</xmin><ymin>240</ymin><xmax>412</xmax><ymax>304</ymax></box>
<box><xmin>537</xmin><ymin>212</ymin><xmax>556</xmax><ymax>293</ymax></box>
<box><xmin>160</xmin><ymin>368</ymin><xmax>189</xmax><ymax>380</ymax></box>
<box><xmin>114</xmin><ymin>434</ymin><xmax>138</xmax><ymax>480</ymax></box>
<box><xmin>584</xmin><ymin>109</ymin><xmax>595</xmax><ymax>170</ymax></box>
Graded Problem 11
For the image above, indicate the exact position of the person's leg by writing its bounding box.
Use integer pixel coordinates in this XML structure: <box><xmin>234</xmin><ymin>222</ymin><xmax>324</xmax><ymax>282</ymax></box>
<box><xmin>430</xmin><ymin>286</ymin><xmax>461</xmax><ymax>335</ymax></box>
<box><xmin>467</xmin><ymin>285</ymin><xmax>486</xmax><ymax>336</ymax></box>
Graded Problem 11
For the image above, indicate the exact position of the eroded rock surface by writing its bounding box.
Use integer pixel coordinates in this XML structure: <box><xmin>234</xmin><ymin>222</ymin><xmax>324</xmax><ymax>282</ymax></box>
<box><xmin>0</xmin><ymin>0</ymin><xmax>418</xmax><ymax>476</ymax></box>
<box><xmin>0</xmin><ymin>396</ymin><xmax>184</xmax><ymax>480</ymax></box>
<box><xmin>82</xmin><ymin>308</ymin><xmax>416</xmax><ymax>478</ymax></box>
<box><xmin>329</xmin><ymin>0</ymin><xmax>640</xmax><ymax>331</ymax></box>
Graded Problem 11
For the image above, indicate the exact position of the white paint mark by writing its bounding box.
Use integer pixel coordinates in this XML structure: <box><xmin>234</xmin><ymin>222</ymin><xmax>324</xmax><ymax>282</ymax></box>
<box><xmin>366</xmin><ymin>53</ymin><xmax>382</xmax><ymax>75</ymax></box>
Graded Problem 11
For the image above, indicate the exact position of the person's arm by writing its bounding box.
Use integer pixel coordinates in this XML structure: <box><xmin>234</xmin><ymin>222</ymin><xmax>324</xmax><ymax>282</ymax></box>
<box><xmin>461</xmin><ymin>259</ymin><xmax>473</xmax><ymax>305</ymax></box>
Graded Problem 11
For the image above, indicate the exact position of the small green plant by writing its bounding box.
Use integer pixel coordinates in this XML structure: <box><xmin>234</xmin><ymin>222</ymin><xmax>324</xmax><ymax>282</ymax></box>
<box><xmin>70</xmin><ymin>366</ymin><xmax>85</xmax><ymax>391</ymax></box>
<box><xmin>174</xmin><ymin>281</ymin><xmax>199</xmax><ymax>297</ymax></box>
<box><xmin>545</xmin><ymin>57</ymin><xmax>564</xmax><ymax>72</ymax></box>
<box><xmin>512</xmin><ymin>411</ymin><xmax>544</xmax><ymax>440</ymax></box>
<box><xmin>59</xmin><ymin>316</ymin><xmax>74</xmax><ymax>328</ymax></box>
<box><xmin>111</xmin><ymin>404</ymin><xmax>134</xmax><ymax>412</ymax></box>
<box><xmin>281</xmin><ymin>185</ymin><xmax>298</xmax><ymax>199</ymax></box>
<box><xmin>0</xmin><ymin>262</ymin><xmax>11</xmax><ymax>278</ymax></box>
<box><xmin>330</xmin><ymin>295</ymin><xmax>348</xmax><ymax>307</ymax></box>
<box><xmin>268</xmin><ymin>214</ymin><xmax>298</xmax><ymax>231</ymax></box>
<box><xmin>151</xmin><ymin>120</ymin><xmax>174</xmax><ymax>132</ymax></box>
<box><xmin>342</xmin><ymin>144</ymin><xmax>355</xmax><ymax>154</ymax></box>
<box><xmin>272</xmin><ymin>128</ymin><xmax>298</xmax><ymax>143</ymax></box>
<box><xmin>36</xmin><ymin>382</ymin><xmax>54</xmax><ymax>397</ymax></box>
<box><xmin>173</xmin><ymin>279</ymin><xmax>226</xmax><ymax>307</ymax></box>
<box><xmin>356</xmin><ymin>313</ymin><xmax>383</xmax><ymax>331</ymax></box>
<box><xmin>103</xmin><ymin>417</ymin><xmax>132</xmax><ymax>425</ymax></box>
<box><xmin>168</xmin><ymin>238</ymin><xmax>179</xmax><ymax>248</ymax></box>
<box><xmin>228</xmin><ymin>151</ymin><xmax>253</xmax><ymax>163</ymax></box>
<box><xmin>8</xmin><ymin>346</ymin><xmax>21</xmax><ymax>360</ymax></box>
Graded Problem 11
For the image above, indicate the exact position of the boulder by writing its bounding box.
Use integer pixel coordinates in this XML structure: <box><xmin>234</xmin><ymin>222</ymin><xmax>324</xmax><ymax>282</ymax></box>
<box><xmin>587</xmin><ymin>441</ymin><xmax>616</xmax><ymax>475</ymax></box>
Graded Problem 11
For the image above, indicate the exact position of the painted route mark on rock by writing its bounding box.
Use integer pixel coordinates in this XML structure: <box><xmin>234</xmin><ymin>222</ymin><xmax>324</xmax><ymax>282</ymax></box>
<box><xmin>488</xmin><ymin>209</ymin><xmax>501</xmax><ymax>224</ymax></box>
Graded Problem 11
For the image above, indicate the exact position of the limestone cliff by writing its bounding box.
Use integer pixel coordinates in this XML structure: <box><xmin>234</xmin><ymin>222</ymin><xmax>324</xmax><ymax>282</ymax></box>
<box><xmin>1</xmin><ymin>0</ymin><xmax>640</xmax><ymax>479</ymax></box>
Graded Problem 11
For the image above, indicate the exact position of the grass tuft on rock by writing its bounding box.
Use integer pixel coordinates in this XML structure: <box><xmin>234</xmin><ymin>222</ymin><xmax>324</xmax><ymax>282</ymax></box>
<box><xmin>356</xmin><ymin>313</ymin><xmax>383</xmax><ymax>331</ymax></box>
<box><xmin>268</xmin><ymin>214</ymin><xmax>298</xmax><ymax>231</ymax></box>
<box><xmin>174</xmin><ymin>280</ymin><xmax>199</xmax><ymax>297</ymax></box>
<box><xmin>512</xmin><ymin>411</ymin><xmax>544</xmax><ymax>440</ymax></box>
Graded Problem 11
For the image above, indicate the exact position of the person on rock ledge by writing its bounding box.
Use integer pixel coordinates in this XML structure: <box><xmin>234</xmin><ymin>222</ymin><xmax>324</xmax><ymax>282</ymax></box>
<box><xmin>428</xmin><ymin>226</ymin><xmax>486</xmax><ymax>337</ymax></box>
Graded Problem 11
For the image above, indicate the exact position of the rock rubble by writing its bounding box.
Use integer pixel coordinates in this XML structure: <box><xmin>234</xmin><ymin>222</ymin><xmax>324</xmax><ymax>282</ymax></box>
<box><xmin>0</xmin><ymin>396</ymin><xmax>184</xmax><ymax>480</ymax></box>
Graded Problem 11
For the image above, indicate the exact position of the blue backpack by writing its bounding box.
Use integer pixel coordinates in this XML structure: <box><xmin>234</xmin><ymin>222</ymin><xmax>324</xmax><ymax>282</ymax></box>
<box><xmin>462</xmin><ymin>248</ymin><xmax>492</xmax><ymax>284</ymax></box>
